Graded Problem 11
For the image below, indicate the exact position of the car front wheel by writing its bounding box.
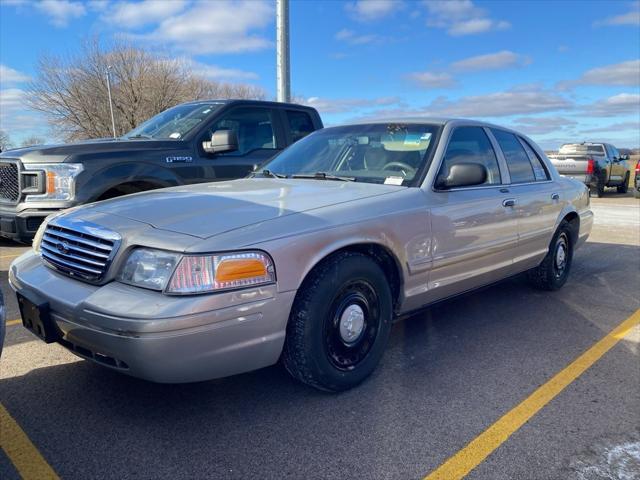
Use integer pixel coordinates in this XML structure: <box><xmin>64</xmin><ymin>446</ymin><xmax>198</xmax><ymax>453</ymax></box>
<box><xmin>282</xmin><ymin>252</ymin><xmax>393</xmax><ymax>392</ymax></box>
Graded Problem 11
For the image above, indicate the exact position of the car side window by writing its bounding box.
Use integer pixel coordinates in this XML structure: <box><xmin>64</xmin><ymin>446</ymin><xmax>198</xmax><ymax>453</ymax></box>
<box><xmin>491</xmin><ymin>129</ymin><xmax>536</xmax><ymax>183</ymax></box>
<box><xmin>610</xmin><ymin>145</ymin><xmax>620</xmax><ymax>159</ymax></box>
<box><xmin>205</xmin><ymin>108</ymin><xmax>276</xmax><ymax>156</ymax></box>
<box><xmin>436</xmin><ymin>126</ymin><xmax>502</xmax><ymax>187</ymax></box>
<box><xmin>286</xmin><ymin>110</ymin><xmax>315</xmax><ymax>142</ymax></box>
<box><xmin>519</xmin><ymin>137</ymin><xmax>550</xmax><ymax>181</ymax></box>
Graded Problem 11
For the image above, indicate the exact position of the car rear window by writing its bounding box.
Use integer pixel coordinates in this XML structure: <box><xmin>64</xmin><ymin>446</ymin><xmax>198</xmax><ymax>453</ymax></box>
<box><xmin>491</xmin><ymin>129</ymin><xmax>536</xmax><ymax>183</ymax></box>
<box><xmin>519</xmin><ymin>137</ymin><xmax>550</xmax><ymax>181</ymax></box>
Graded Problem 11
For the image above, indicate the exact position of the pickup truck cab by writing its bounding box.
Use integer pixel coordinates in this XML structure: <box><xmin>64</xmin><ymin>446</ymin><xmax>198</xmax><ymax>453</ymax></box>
<box><xmin>0</xmin><ymin>100</ymin><xmax>322</xmax><ymax>242</ymax></box>
<box><xmin>548</xmin><ymin>142</ymin><xmax>631</xmax><ymax>197</ymax></box>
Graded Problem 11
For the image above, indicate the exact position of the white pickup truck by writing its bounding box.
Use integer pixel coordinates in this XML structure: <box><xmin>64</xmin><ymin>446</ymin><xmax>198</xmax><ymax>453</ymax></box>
<box><xmin>548</xmin><ymin>143</ymin><xmax>631</xmax><ymax>197</ymax></box>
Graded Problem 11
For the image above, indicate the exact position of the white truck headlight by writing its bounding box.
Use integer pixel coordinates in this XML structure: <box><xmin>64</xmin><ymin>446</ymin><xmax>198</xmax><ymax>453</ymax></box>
<box><xmin>23</xmin><ymin>163</ymin><xmax>84</xmax><ymax>201</ymax></box>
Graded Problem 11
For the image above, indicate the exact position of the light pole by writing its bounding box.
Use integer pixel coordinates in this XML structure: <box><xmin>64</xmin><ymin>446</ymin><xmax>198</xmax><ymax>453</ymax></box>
<box><xmin>105</xmin><ymin>65</ymin><xmax>117</xmax><ymax>138</ymax></box>
<box><xmin>276</xmin><ymin>0</ymin><xmax>290</xmax><ymax>103</ymax></box>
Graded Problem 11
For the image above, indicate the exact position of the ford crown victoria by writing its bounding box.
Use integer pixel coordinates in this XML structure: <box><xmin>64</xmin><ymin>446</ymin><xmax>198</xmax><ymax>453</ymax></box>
<box><xmin>9</xmin><ymin>119</ymin><xmax>593</xmax><ymax>391</ymax></box>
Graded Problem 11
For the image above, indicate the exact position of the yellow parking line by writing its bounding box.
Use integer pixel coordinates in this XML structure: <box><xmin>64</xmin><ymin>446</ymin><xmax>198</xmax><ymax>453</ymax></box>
<box><xmin>0</xmin><ymin>253</ymin><xmax>24</xmax><ymax>259</ymax></box>
<box><xmin>6</xmin><ymin>319</ymin><xmax>21</xmax><ymax>327</ymax></box>
<box><xmin>424</xmin><ymin>308</ymin><xmax>640</xmax><ymax>480</ymax></box>
<box><xmin>0</xmin><ymin>403</ymin><xmax>60</xmax><ymax>480</ymax></box>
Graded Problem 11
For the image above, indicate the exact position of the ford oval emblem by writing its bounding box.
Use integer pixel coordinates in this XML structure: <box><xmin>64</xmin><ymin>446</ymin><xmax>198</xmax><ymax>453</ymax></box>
<box><xmin>57</xmin><ymin>241</ymin><xmax>70</xmax><ymax>255</ymax></box>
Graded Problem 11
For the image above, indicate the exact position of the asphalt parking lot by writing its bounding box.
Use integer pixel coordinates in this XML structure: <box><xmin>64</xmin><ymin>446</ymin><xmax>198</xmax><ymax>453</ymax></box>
<box><xmin>1</xmin><ymin>193</ymin><xmax>639</xmax><ymax>480</ymax></box>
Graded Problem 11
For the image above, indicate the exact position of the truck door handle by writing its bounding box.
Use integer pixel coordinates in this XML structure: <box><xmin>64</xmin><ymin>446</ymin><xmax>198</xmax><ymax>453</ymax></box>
<box><xmin>551</xmin><ymin>193</ymin><xmax>560</xmax><ymax>201</ymax></box>
<box><xmin>502</xmin><ymin>198</ymin><xmax>517</xmax><ymax>207</ymax></box>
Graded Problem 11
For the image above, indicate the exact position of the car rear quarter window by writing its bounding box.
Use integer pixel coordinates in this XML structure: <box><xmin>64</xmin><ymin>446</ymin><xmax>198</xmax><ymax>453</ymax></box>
<box><xmin>286</xmin><ymin>110</ymin><xmax>315</xmax><ymax>142</ymax></box>
<box><xmin>519</xmin><ymin>137</ymin><xmax>550</xmax><ymax>181</ymax></box>
<box><xmin>491</xmin><ymin>129</ymin><xmax>536</xmax><ymax>183</ymax></box>
<box><xmin>437</xmin><ymin>126</ymin><xmax>502</xmax><ymax>187</ymax></box>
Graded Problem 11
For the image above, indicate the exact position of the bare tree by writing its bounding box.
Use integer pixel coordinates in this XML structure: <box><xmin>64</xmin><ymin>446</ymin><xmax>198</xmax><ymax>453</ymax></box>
<box><xmin>26</xmin><ymin>40</ymin><xmax>266</xmax><ymax>142</ymax></box>
<box><xmin>21</xmin><ymin>135</ymin><xmax>46</xmax><ymax>147</ymax></box>
<box><xmin>0</xmin><ymin>130</ymin><xmax>12</xmax><ymax>151</ymax></box>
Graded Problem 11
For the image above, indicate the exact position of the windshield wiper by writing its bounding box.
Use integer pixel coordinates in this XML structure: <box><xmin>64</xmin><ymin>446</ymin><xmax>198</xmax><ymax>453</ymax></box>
<box><xmin>128</xmin><ymin>134</ymin><xmax>152</xmax><ymax>139</ymax></box>
<box><xmin>291</xmin><ymin>172</ymin><xmax>355</xmax><ymax>182</ymax></box>
<box><xmin>260</xmin><ymin>169</ymin><xmax>288</xmax><ymax>178</ymax></box>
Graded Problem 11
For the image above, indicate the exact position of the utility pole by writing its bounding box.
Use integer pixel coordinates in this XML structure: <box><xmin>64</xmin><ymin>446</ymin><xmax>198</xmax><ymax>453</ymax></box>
<box><xmin>276</xmin><ymin>0</ymin><xmax>291</xmax><ymax>103</ymax></box>
<box><xmin>105</xmin><ymin>65</ymin><xmax>117</xmax><ymax>138</ymax></box>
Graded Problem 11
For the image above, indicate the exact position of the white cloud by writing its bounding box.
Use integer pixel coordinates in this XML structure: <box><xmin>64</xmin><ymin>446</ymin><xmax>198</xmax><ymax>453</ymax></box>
<box><xmin>406</xmin><ymin>71</ymin><xmax>456</xmax><ymax>88</ymax></box>
<box><xmin>345</xmin><ymin>0</ymin><xmax>403</xmax><ymax>21</ymax></box>
<box><xmin>581</xmin><ymin>121</ymin><xmax>640</xmax><ymax>133</ymax></box>
<box><xmin>451</xmin><ymin>50</ymin><xmax>530</xmax><ymax>72</ymax></box>
<box><xmin>0</xmin><ymin>65</ymin><xmax>30</xmax><ymax>85</ymax></box>
<box><xmin>423</xmin><ymin>0</ymin><xmax>510</xmax><ymax>36</ymax></box>
<box><xmin>184</xmin><ymin>60</ymin><xmax>258</xmax><ymax>81</ymax></box>
<box><xmin>303</xmin><ymin>96</ymin><xmax>401</xmax><ymax>114</ymax></box>
<box><xmin>103</xmin><ymin>0</ymin><xmax>189</xmax><ymax>28</ymax></box>
<box><xmin>511</xmin><ymin>116</ymin><xmax>577</xmax><ymax>135</ymax></box>
<box><xmin>335</xmin><ymin>28</ymin><xmax>384</xmax><ymax>45</ymax></box>
<box><xmin>124</xmin><ymin>0</ymin><xmax>273</xmax><ymax>55</ymax></box>
<box><xmin>566</xmin><ymin>60</ymin><xmax>640</xmax><ymax>87</ymax></box>
<box><xmin>584</xmin><ymin>93</ymin><xmax>640</xmax><ymax>117</ymax></box>
<box><xmin>595</xmin><ymin>2</ymin><xmax>640</xmax><ymax>26</ymax></box>
<box><xmin>36</xmin><ymin>0</ymin><xmax>87</xmax><ymax>27</ymax></box>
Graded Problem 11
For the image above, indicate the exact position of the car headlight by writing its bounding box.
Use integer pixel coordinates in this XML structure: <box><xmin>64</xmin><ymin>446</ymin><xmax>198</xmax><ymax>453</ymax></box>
<box><xmin>118</xmin><ymin>249</ymin><xmax>275</xmax><ymax>294</ymax></box>
<box><xmin>118</xmin><ymin>248</ymin><xmax>182</xmax><ymax>291</ymax></box>
<box><xmin>166</xmin><ymin>251</ymin><xmax>275</xmax><ymax>294</ymax></box>
<box><xmin>23</xmin><ymin>163</ymin><xmax>84</xmax><ymax>201</ymax></box>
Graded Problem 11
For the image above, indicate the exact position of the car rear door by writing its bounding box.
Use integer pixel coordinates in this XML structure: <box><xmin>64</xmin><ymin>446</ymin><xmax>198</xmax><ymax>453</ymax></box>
<box><xmin>425</xmin><ymin>125</ymin><xmax>518</xmax><ymax>303</ymax></box>
<box><xmin>489</xmin><ymin>129</ymin><xmax>563</xmax><ymax>272</ymax></box>
<box><xmin>196</xmin><ymin>106</ymin><xmax>286</xmax><ymax>180</ymax></box>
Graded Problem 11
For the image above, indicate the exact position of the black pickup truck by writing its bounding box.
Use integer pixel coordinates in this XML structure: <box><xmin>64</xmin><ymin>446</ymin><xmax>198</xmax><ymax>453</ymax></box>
<box><xmin>0</xmin><ymin>100</ymin><xmax>322</xmax><ymax>242</ymax></box>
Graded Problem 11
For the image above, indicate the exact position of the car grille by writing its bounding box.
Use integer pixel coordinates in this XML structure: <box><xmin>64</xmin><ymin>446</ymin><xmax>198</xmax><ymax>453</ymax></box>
<box><xmin>41</xmin><ymin>223</ymin><xmax>119</xmax><ymax>282</ymax></box>
<box><xmin>0</xmin><ymin>162</ymin><xmax>20</xmax><ymax>202</ymax></box>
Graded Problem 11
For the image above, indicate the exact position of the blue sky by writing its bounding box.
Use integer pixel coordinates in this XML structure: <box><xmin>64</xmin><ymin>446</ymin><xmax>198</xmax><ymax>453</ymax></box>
<box><xmin>0</xmin><ymin>0</ymin><xmax>639</xmax><ymax>149</ymax></box>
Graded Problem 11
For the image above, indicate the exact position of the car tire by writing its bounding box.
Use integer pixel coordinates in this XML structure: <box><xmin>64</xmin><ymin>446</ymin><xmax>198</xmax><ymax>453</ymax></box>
<box><xmin>282</xmin><ymin>251</ymin><xmax>393</xmax><ymax>392</ymax></box>
<box><xmin>527</xmin><ymin>220</ymin><xmax>574</xmax><ymax>291</ymax></box>
<box><xmin>617</xmin><ymin>173</ymin><xmax>629</xmax><ymax>194</ymax></box>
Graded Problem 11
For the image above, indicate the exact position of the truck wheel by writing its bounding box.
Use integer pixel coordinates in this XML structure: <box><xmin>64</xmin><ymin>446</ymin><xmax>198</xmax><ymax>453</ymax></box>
<box><xmin>282</xmin><ymin>252</ymin><xmax>393</xmax><ymax>392</ymax></box>
<box><xmin>527</xmin><ymin>221</ymin><xmax>574</xmax><ymax>291</ymax></box>
<box><xmin>617</xmin><ymin>173</ymin><xmax>629</xmax><ymax>194</ymax></box>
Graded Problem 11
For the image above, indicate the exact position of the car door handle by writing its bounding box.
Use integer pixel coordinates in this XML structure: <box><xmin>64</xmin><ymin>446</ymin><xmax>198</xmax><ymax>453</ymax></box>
<box><xmin>551</xmin><ymin>193</ymin><xmax>560</xmax><ymax>201</ymax></box>
<box><xmin>502</xmin><ymin>198</ymin><xmax>517</xmax><ymax>207</ymax></box>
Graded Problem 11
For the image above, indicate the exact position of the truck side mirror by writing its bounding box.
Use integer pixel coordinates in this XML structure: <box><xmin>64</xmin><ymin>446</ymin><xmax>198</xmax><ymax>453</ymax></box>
<box><xmin>203</xmin><ymin>130</ymin><xmax>238</xmax><ymax>154</ymax></box>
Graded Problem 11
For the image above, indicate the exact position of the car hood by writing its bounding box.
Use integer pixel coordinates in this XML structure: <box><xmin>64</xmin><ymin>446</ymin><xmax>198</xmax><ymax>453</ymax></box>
<box><xmin>89</xmin><ymin>178</ymin><xmax>403</xmax><ymax>239</ymax></box>
<box><xmin>0</xmin><ymin>138</ymin><xmax>187</xmax><ymax>164</ymax></box>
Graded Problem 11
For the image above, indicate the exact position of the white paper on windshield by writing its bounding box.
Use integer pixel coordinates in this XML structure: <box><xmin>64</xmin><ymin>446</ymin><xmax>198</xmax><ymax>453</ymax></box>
<box><xmin>384</xmin><ymin>176</ymin><xmax>404</xmax><ymax>185</ymax></box>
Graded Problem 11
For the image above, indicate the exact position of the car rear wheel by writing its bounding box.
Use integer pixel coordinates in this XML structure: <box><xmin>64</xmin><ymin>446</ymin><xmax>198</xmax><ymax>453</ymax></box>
<box><xmin>282</xmin><ymin>252</ymin><xmax>393</xmax><ymax>392</ymax></box>
<box><xmin>617</xmin><ymin>173</ymin><xmax>629</xmax><ymax>194</ymax></box>
<box><xmin>527</xmin><ymin>220</ymin><xmax>574</xmax><ymax>291</ymax></box>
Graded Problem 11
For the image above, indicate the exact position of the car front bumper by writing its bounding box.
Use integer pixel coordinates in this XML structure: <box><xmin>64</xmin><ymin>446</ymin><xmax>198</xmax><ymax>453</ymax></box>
<box><xmin>9</xmin><ymin>251</ymin><xmax>296</xmax><ymax>383</ymax></box>
<box><xmin>0</xmin><ymin>204</ymin><xmax>65</xmax><ymax>243</ymax></box>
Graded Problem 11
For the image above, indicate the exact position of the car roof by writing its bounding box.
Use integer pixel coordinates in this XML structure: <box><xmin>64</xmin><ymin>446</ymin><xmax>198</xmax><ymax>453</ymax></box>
<box><xmin>331</xmin><ymin>117</ymin><xmax>520</xmax><ymax>131</ymax></box>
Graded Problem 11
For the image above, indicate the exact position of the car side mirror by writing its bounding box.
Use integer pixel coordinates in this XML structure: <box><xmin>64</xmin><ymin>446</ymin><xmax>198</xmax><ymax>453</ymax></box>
<box><xmin>436</xmin><ymin>163</ymin><xmax>487</xmax><ymax>189</ymax></box>
<box><xmin>203</xmin><ymin>130</ymin><xmax>238</xmax><ymax>154</ymax></box>
<box><xmin>620</xmin><ymin>154</ymin><xmax>629</xmax><ymax>161</ymax></box>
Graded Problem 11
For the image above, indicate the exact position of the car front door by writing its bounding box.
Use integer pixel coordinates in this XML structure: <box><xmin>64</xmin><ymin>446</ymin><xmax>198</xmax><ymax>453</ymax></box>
<box><xmin>197</xmin><ymin>107</ymin><xmax>284</xmax><ymax>180</ymax></box>
<box><xmin>425</xmin><ymin>125</ymin><xmax>518</xmax><ymax>303</ymax></box>
<box><xmin>489</xmin><ymin>129</ymin><xmax>564</xmax><ymax>272</ymax></box>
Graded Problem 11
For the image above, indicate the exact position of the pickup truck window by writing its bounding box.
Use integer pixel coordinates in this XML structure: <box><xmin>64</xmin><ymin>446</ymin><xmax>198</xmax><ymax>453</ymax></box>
<box><xmin>286</xmin><ymin>110</ymin><xmax>315</xmax><ymax>142</ymax></box>
<box><xmin>437</xmin><ymin>127</ymin><xmax>502</xmax><ymax>186</ymax></box>
<box><xmin>206</xmin><ymin>108</ymin><xmax>276</xmax><ymax>156</ymax></box>
<box><xmin>519</xmin><ymin>137</ymin><xmax>550</xmax><ymax>181</ymax></box>
<box><xmin>492</xmin><ymin>129</ymin><xmax>536</xmax><ymax>183</ymax></box>
<box><xmin>126</xmin><ymin>103</ymin><xmax>223</xmax><ymax>140</ymax></box>
<box><xmin>559</xmin><ymin>144</ymin><xmax>605</xmax><ymax>156</ymax></box>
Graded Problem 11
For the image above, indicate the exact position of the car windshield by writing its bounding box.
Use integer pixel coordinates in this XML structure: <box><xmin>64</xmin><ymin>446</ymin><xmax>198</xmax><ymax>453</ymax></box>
<box><xmin>261</xmin><ymin>123</ymin><xmax>439</xmax><ymax>185</ymax></box>
<box><xmin>125</xmin><ymin>103</ymin><xmax>224</xmax><ymax>140</ymax></box>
